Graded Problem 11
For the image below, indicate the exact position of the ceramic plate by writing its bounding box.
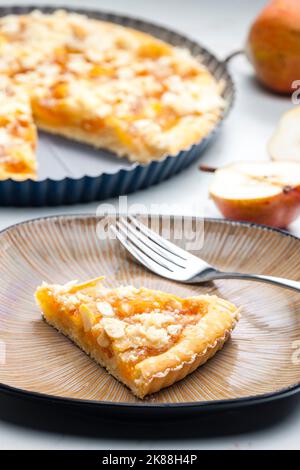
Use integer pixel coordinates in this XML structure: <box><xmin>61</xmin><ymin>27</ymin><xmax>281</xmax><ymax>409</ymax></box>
<box><xmin>0</xmin><ymin>215</ymin><xmax>299</xmax><ymax>416</ymax></box>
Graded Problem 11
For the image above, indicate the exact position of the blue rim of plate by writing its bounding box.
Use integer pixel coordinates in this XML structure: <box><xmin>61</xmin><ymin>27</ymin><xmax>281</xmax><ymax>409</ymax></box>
<box><xmin>0</xmin><ymin>5</ymin><xmax>235</xmax><ymax>207</ymax></box>
<box><xmin>0</xmin><ymin>215</ymin><xmax>299</xmax><ymax>416</ymax></box>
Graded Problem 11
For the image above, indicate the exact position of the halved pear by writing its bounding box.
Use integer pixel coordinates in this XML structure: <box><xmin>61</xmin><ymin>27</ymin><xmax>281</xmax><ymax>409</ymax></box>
<box><xmin>210</xmin><ymin>161</ymin><xmax>300</xmax><ymax>228</ymax></box>
<box><xmin>269</xmin><ymin>107</ymin><xmax>300</xmax><ymax>162</ymax></box>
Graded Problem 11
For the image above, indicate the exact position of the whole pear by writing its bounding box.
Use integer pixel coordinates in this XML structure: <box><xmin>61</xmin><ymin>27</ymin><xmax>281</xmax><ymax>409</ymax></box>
<box><xmin>246</xmin><ymin>0</ymin><xmax>300</xmax><ymax>94</ymax></box>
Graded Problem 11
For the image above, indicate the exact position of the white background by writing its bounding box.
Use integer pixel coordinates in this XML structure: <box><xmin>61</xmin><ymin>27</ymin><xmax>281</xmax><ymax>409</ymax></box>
<box><xmin>1</xmin><ymin>0</ymin><xmax>300</xmax><ymax>450</ymax></box>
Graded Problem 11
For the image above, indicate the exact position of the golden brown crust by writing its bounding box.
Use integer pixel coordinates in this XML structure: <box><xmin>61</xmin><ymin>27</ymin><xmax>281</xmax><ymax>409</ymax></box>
<box><xmin>137</xmin><ymin>332</ymin><xmax>231</xmax><ymax>397</ymax></box>
<box><xmin>36</xmin><ymin>115</ymin><xmax>220</xmax><ymax>164</ymax></box>
<box><xmin>134</xmin><ymin>299</ymin><xmax>239</xmax><ymax>397</ymax></box>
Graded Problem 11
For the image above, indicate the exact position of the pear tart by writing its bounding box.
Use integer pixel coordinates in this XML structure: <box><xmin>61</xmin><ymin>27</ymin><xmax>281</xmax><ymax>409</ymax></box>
<box><xmin>35</xmin><ymin>277</ymin><xmax>240</xmax><ymax>398</ymax></box>
<box><xmin>0</xmin><ymin>9</ymin><xmax>224</xmax><ymax>179</ymax></box>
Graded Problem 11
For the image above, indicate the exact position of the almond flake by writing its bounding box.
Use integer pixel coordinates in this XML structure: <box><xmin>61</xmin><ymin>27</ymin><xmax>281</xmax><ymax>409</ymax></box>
<box><xmin>102</xmin><ymin>317</ymin><xmax>125</xmax><ymax>339</ymax></box>
<box><xmin>79</xmin><ymin>304</ymin><xmax>95</xmax><ymax>332</ymax></box>
<box><xmin>97</xmin><ymin>301</ymin><xmax>114</xmax><ymax>316</ymax></box>
<box><xmin>96</xmin><ymin>330</ymin><xmax>110</xmax><ymax>348</ymax></box>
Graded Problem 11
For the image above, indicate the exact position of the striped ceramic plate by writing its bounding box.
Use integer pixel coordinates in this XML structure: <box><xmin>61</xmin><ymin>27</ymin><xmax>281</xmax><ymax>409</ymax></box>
<box><xmin>0</xmin><ymin>5</ymin><xmax>234</xmax><ymax>207</ymax></box>
<box><xmin>0</xmin><ymin>214</ymin><xmax>299</xmax><ymax>417</ymax></box>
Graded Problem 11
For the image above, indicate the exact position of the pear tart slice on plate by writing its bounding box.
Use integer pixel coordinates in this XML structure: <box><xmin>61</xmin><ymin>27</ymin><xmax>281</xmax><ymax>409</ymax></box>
<box><xmin>35</xmin><ymin>276</ymin><xmax>240</xmax><ymax>398</ymax></box>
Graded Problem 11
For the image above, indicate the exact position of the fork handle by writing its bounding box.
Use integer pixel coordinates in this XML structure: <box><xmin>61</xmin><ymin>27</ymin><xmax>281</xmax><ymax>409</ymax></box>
<box><xmin>203</xmin><ymin>271</ymin><xmax>300</xmax><ymax>293</ymax></box>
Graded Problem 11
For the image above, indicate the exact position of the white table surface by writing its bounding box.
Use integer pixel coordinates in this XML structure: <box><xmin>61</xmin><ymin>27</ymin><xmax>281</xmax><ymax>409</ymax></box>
<box><xmin>1</xmin><ymin>0</ymin><xmax>300</xmax><ymax>450</ymax></box>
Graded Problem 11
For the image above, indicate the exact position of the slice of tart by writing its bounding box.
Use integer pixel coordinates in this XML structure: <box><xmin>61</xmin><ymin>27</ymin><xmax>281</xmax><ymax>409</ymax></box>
<box><xmin>35</xmin><ymin>277</ymin><xmax>240</xmax><ymax>398</ymax></box>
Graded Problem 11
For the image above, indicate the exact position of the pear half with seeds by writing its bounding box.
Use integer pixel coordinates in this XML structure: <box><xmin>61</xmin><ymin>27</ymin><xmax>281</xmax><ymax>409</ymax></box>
<box><xmin>210</xmin><ymin>161</ymin><xmax>300</xmax><ymax>228</ymax></box>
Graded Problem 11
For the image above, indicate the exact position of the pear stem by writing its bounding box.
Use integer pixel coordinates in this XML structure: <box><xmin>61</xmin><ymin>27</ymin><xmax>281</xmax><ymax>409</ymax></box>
<box><xmin>199</xmin><ymin>164</ymin><xmax>217</xmax><ymax>173</ymax></box>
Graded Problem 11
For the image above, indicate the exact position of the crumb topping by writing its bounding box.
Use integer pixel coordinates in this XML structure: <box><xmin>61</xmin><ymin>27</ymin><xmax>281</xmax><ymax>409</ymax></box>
<box><xmin>41</xmin><ymin>278</ymin><xmax>212</xmax><ymax>366</ymax></box>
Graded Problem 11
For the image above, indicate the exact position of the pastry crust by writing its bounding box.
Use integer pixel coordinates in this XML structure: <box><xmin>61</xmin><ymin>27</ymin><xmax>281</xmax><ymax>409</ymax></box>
<box><xmin>0</xmin><ymin>9</ymin><xmax>224</xmax><ymax>178</ymax></box>
<box><xmin>35</xmin><ymin>277</ymin><xmax>240</xmax><ymax>398</ymax></box>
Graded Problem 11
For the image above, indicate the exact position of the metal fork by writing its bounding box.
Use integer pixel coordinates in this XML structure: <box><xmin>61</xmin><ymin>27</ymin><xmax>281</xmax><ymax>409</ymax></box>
<box><xmin>111</xmin><ymin>216</ymin><xmax>300</xmax><ymax>292</ymax></box>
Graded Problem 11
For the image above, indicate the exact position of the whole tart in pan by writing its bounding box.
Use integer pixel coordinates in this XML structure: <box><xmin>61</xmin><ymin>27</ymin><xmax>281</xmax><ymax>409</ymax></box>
<box><xmin>0</xmin><ymin>6</ymin><xmax>234</xmax><ymax>205</ymax></box>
